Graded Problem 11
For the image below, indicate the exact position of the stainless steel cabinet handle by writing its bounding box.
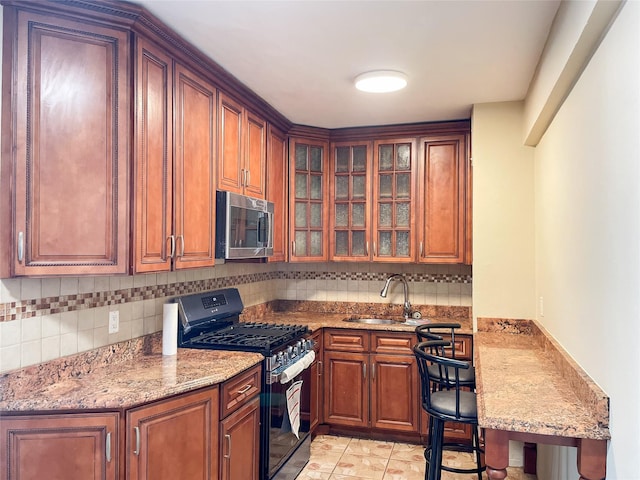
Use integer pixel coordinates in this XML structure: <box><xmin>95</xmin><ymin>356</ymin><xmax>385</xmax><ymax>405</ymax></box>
<box><xmin>178</xmin><ymin>235</ymin><xmax>185</xmax><ymax>257</ymax></box>
<box><xmin>106</xmin><ymin>432</ymin><xmax>112</xmax><ymax>462</ymax></box>
<box><xmin>318</xmin><ymin>360</ymin><xmax>323</xmax><ymax>376</ymax></box>
<box><xmin>373</xmin><ymin>242</ymin><xmax>377</xmax><ymax>256</ymax></box>
<box><xmin>371</xmin><ymin>363</ymin><xmax>376</xmax><ymax>381</ymax></box>
<box><xmin>292</xmin><ymin>241</ymin><xmax>296</xmax><ymax>256</ymax></box>
<box><xmin>241</xmin><ymin>168</ymin><xmax>245</xmax><ymax>186</ymax></box>
<box><xmin>245</xmin><ymin>169</ymin><xmax>250</xmax><ymax>186</ymax></box>
<box><xmin>366</xmin><ymin>241</ymin><xmax>369</xmax><ymax>256</ymax></box>
<box><xmin>420</xmin><ymin>241</ymin><xmax>423</xmax><ymax>258</ymax></box>
<box><xmin>237</xmin><ymin>383</ymin><xmax>252</xmax><ymax>395</ymax></box>
<box><xmin>17</xmin><ymin>231</ymin><xmax>24</xmax><ymax>263</ymax></box>
<box><xmin>168</xmin><ymin>235</ymin><xmax>175</xmax><ymax>259</ymax></box>
<box><xmin>363</xmin><ymin>363</ymin><xmax>367</xmax><ymax>379</ymax></box>
<box><xmin>133</xmin><ymin>426</ymin><xmax>140</xmax><ymax>455</ymax></box>
<box><xmin>224</xmin><ymin>434</ymin><xmax>231</xmax><ymax>459</ymax></box>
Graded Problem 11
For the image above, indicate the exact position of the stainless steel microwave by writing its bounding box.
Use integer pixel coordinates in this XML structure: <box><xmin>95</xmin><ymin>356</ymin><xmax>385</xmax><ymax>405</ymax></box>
<box><xmin>215</xmin><ymin>191</ymin><xmax>274</xmax><ymax>259</ymax></box>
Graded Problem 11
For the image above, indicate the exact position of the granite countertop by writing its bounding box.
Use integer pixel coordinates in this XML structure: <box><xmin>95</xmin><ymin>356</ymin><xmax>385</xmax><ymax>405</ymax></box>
<box><xmin>474</xmin><ymin>318</ymin><xmax>610</xmax><ymax>440</ymax></box>
<box><xmin>0</xmin><ymin>304</ymin><xmax>471</xmax><ymax>413</ymax></box>
<box><xmin>257</xmin><ymin>311</ymin><xmax>473</xmax><ymax>335</ymax></box>
<box><xmin>0</xmin><ymin>334</ymin><xmax>263</xmax><ymax>412</ymax></box>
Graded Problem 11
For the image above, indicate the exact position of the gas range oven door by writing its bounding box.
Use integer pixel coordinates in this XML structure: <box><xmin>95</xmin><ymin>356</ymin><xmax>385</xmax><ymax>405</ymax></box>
<box><xmin>263</xmin><ymin>360</ymin><xmax>312</xmax><ymax>480</ymax></box>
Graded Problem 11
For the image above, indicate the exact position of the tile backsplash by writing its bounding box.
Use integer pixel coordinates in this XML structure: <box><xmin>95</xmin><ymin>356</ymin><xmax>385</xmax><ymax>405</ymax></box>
<box><xmin>0</xmin><ymin>262</ymin><xmax>471</xmax><ymax>373</ymax></box>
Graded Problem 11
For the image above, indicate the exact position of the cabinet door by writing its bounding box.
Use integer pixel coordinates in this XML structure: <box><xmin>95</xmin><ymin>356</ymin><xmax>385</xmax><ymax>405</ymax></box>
<box><xmin>244</xmin><ymin>110</ymin><xmax>266</xmax><ymax>198</ymax></box>
<box><xmin>9</xmin><ymin>9</ymin><xmax>129</xmax><ymax>276</ymax></box>
<box><xmin>126</xmin><ymin>387</ymin><xmax>219</xmax><ymax>480</ymax></box>
<box><xmin>370</xmin><ymin>354</ymin><xmax>420</xmax><ymax>433</ymax></box>
<box><xmin>219</xmin><ymin>396</ymin><xmax>260</xmax><ymax>480</ymax></box>
<box><xmin>173</xmin><ymin>63</ymin><xmax>217</xmax><ymax>269</ymax></box>
<box><xmin>418</xmin><ymin>135</ymin><xmax>466</xmax><ymax>263</ymax></box>
<box><xmin>0</xmin><ymin>413</ymin><xmax>118</xmax><ymax>480</ymax></box>
<box><xmin>330</xmin><ymin>141</ymin><xmax>372</xmax><ymax>261</ymax></box>
<box><xmin>267</xmin><ymin>124</ymin><xmax>288</xmax><ymax>262</ymax></box>
<box><xmin>218</xmin><ymin>93</ymin><xmax>244</xmax><ymax>194</ymax></box>
<box><xmin>133</xmin><ymin>36</ymin><xmax>173</xmax><ymax>273</ymax></box>
<box><xmin>372</xmin><ymin>139</ymin><xmax>417</xmax><ymax>262</ymax></box>
<box><xmin>289</xmin><ymin>137</ymin><xmax>329</xmax><ymax>261</ymax></box>
<box><xmin>323</xmin><ymin>350</ymin><xmax>368</xmax><ymax>428</ymax></box>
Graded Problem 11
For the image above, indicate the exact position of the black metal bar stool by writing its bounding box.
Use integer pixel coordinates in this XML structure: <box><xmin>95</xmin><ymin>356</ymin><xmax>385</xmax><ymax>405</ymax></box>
<box><xmin>413</xmin><ymin>340</ymin><xmax>485</xmax><ymax>480</ymax></box>
<box><xmin>415</xmin><ymin>323</ymin><xmax>476</xmax><ymax>388</ymax></box>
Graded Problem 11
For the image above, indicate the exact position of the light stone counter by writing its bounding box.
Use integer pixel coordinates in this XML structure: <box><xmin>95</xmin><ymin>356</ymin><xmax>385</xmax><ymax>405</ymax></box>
<box><xmin>475</xmin><ymin>318</ymin><xmax>609</xmax><ymax>480</ymax></box>
<box><xmin>0</xmin><ymin>302</ymin><xmax>470</xmax><ymax>413</ymax></box>
<box><xmin>0</xmin><ymin>333</ymin><xmax>262</xmax><ymax>412</ymax></box>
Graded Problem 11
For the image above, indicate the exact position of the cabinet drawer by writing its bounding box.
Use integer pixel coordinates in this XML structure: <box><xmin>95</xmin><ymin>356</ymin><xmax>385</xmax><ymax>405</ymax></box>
<box><xmin>220</xmin><ymin>364</ymin><xmax>261</xmax><ymax>418</ymax></box>
<box><xmin>449</xmin><ymin>334</ymin><xmax>472</xmax><ymax>361</ymax></box>
<box><xmin>324</xmin><ymin>329</ymin><xmax>369</xmax><ymax>352</ymax></box>
<box><xmin>371</xmin><ymin>332</ymin><xmax>414</xmax><ymax>354</ymax></box>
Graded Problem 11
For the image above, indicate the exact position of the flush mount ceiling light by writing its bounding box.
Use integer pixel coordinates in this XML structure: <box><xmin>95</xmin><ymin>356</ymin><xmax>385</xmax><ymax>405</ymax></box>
<box><xmin>354</xmin><ymin>70</ymin><xmax>408</xmax><ymax>93</ymax></box>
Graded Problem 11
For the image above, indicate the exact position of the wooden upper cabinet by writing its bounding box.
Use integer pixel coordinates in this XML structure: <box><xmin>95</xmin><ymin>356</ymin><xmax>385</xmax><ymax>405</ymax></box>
<box><xmin>329</xmin><ymin>141</ymin><xmax>372</xmax><ymax>261</ymax></box>
<box><xmin>173</xmin><ymin>63</ymin><xmax>217</xmax><ymax>270</ymax></box>
<box><xmin>288</xmin><ymin>137</ymin><xmax>329</xmax><ymax>262</ymax></box>
<box><xmin>2</xmin><ymin>8</ymin><xmax>130</xmax><ymax>276</ymax></box>
<box><xmin>418</xmin><ymin>134</ymin><xmax>466</xmax><ymax>263</ymax></box>
<box><xmin>133</xmin><ymin>37</ymin><xmax>216</xmax><ymax>273</ymax></box>
<box><xmin>372</xmin><ymin>139</ymin><xmax>417</xmax><ymax>263</ymax></box>
<box><xmin>217</xmin><ymin>92</ymin><xmax>266</xmax><ymax>198</ymax></box>
<box><xmin>267</xmin><ymin>124</ymin><xmax>288</xmax><ymax>262</ymax></box>
<box><xmin>133</xmin><ymin>37</ymin><xmax>173</xmax><ymax>273</ymax></box>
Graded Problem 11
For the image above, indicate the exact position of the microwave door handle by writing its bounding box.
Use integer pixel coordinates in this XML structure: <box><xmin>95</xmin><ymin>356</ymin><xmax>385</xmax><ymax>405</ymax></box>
<box><xmin>267</xmin><ymin>212</ymin><xmax>273</xmax><ymax>248</ymax></box>
<box><xmin>257</xmin><ymin>215</ymin><xmax>265</xmax><ymax>245</ymax></box>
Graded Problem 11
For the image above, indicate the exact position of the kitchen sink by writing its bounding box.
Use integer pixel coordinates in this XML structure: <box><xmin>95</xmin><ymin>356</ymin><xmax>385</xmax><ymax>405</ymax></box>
<box><xmin>343</xmin><ymin>317</ymin><xmax>397</xmax><ymax>325</ymax></box>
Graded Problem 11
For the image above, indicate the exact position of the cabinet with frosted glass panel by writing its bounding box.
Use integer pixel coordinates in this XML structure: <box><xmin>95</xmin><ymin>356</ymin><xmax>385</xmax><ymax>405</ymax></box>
<box><xmin>329</xmin><ymin>138</ymin><xmax>417</xmax><ymax>263</ymax></box>
<box><xmin>329</xmin><ymin>141</ymin><xmax>372</xmax><ymax>261</ymax></box>
<box><xmin>372</xmin><ymin>139</ymin><xmax>417</xmax><ymax>262</ymax></box>
<box><xmin>289</xmin><ymin>137</ymin><xmax>330</xmax><ymax>262</ymax></box>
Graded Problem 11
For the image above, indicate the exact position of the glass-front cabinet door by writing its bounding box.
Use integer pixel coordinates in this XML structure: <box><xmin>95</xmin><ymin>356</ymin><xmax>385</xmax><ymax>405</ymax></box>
<box><xmin>372</xmin><ymin>139</ymin><xmax>417</xmax><ymax>262</ymax></box>
<box><xmin>330</xmin><ymin>142</ymin><xmax>372</xmax><ymax>260</ymax></box>
<box><xmin>289</xmin><ymin>137</ymin><xmax>329</xmax><ymax>262</ymax></box>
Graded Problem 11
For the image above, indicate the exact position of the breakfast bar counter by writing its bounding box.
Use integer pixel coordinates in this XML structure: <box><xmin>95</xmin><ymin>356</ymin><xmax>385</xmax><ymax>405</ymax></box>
<box><xmin>475</xmin><ymin>318</ymin><xmax>610</xmax><ymax>480</ymax></box>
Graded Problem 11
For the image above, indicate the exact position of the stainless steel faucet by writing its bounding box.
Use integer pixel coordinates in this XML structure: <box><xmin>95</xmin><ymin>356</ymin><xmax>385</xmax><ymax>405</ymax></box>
<box><xmin>380</xmin><ymin>274</ymin><xmax>411</xmax><ymax>320</ymax></box>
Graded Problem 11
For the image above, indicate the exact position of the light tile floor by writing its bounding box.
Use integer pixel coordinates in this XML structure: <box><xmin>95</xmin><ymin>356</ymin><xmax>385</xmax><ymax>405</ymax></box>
<box><xmin>297</xmin><ymin>435</ymin><xmax>537</xmax><ymax>480</ymax></box>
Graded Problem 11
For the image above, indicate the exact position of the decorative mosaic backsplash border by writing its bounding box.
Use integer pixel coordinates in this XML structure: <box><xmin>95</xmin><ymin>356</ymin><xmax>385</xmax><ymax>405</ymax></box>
<box><xmin>0</xmin><ymin>270</ymin><xmax>471</xmax><ymax>323</ymax></box>
<box><xmin>281</xmin><ymin>271</ymin><xmax>472</xmax><ymax>283</ymax></box>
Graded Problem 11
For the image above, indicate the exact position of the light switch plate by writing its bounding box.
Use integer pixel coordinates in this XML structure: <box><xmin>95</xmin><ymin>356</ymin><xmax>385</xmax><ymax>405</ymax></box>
<box><xmin>109</xmin><ymin>310</ymin><xmax>119</xmax><ymax>333</ymax></box>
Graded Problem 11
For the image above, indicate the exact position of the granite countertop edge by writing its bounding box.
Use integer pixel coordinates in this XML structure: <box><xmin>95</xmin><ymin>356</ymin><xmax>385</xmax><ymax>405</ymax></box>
<box><xmin>1</xmin><ymin>310</ymin><xmax>470</xmax><ymax>413</ymax></box>
<box><xmin>474</xmin><ymin>317</ymin><xmax>611</xmax><ymax>441</ymax></box>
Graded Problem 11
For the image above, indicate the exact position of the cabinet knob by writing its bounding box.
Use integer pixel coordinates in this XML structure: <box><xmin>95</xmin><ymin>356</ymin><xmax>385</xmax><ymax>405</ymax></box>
<box><xmin>167</xmin><ymin>235</ymin><xmax>175</xmax><ymax>259</ymax></box>
<box><xmin>224</xmin><ymin>433</ymin><xmax>232</xmax><ymax>459</ymax></box>
<box><xmin>133</xmin><ymin>426</ymin><xmax>140</xmax><ymax>455</ymax></box>
<box><xmin>17</xmin><ymin>231</ymin><xmax>24</xmax><ymax>263</ymax></box>
<box><xmin>106</xmin><ymin>431</ymin><xmax>112</xmax><ymax>462</ymax></box>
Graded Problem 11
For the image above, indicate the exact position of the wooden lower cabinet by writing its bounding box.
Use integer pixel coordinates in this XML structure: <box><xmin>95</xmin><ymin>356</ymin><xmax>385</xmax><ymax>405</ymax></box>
<box><xmin>218</xmin><ymin>364</ymin><xmax>261</xmax><ymax>480</ymax></box>
<box><xmin>219</xmin><ymin>396</ymin><xmax>260</xmax><ymax>480</ymax></box>
<box><xmin>0</xmin><ymin>412</ymin><xmax>119</xmax><ymax>480</ymax></box>
<box><xmin>323</xmin><ymin>329</ymin><xmax>420</xmax><ymax>434</ymax></box>
<box><xmin>126</xmin><ymin>387</ymin><xmax>219</xmax><ymax>480</ymax></box>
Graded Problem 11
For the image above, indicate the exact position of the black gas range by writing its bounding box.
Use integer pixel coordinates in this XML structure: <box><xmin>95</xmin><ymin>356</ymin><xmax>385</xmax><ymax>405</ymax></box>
<box><xmin>174</xmin><ymin>288</ymin><xmax>312</xmax><ymax>480</ymax></box>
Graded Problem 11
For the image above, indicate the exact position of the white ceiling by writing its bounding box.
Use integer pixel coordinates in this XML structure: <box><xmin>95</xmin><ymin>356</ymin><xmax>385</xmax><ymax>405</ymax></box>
<box><xmin>133</xmin><ymin>0</ymin><xmax>561</xmax><ymax>129</ymax></box>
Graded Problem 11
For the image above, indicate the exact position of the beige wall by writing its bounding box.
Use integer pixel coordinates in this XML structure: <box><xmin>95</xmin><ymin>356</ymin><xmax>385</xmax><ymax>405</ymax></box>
<box><xmin>471</xmin><ymin>102</ymin><xmax>536</xmax><ymax>325</ymax></box>
<box><xmin>534</xmin><ymin>1</ymin><xmax>640</xmax><ymax>477</ymax></box>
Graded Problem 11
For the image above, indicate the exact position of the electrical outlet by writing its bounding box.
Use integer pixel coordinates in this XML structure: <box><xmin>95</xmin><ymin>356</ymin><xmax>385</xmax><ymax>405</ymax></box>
<box><xmin>539</xmin><ymin>296</ymin><xmax>544</xmax><ymax>317</ymax></box>
<box><xmin>109</xmin><ymin>310</ymin><xmax>119</xmax><ymax>334</ymax></box>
